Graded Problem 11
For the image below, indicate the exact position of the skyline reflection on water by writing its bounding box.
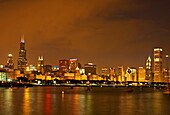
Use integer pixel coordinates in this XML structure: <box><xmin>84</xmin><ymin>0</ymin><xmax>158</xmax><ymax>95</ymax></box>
<box><xmin>0</xmin><ymin>87</ymin><xmax>169</xmax><ymax>115</ymax></box>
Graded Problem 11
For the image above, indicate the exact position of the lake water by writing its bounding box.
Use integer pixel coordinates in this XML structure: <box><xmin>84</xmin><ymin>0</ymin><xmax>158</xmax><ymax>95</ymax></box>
<box><xmin>0</xmin><ymin>86</ymin><xmax>169</xmax><ymax>115</ymax></box>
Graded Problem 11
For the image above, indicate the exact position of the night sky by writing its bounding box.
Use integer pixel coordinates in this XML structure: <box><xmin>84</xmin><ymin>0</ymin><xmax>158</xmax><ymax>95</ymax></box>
<box><xmin>0</xmin><ymin>0</ymin><xmax>170</xmax><ymax>70</ymax></box>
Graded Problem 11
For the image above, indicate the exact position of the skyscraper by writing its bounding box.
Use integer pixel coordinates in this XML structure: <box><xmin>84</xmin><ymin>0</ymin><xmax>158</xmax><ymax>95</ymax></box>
<box><xmin>37</xmin><ymin>56</ymin><xmax>44</xmax><ymax>73</ymax></box>
<box><xmin>59</xmin><ymin>59</ymin><xmax>69</xmax><ymax>76</ymax></box>
<box><xmin>101</xmin><ymin>67</ymin><xmax>108</xmax><ymax>76</ymax></box>
<box><xmin>146</xmin><ymin>56</ymin><xmax>152</xmax><ymax>81</ymax></box>
<box><xmin>138</xmin><ymin>67</ymin><xmax>146</xmax><ymax>82</ymax></box>
<box><xmin>164</xmin><ymin>55</ymin><xmax>169</xmax><ymax>82</ymax></box>
<box><xmin>43</xmin><ymin>65</ymin><xmax>52</xmax><ymax>74</ymax></box>
<box><xmin>69</xmin><ymin>58</ymin><xmax>81</xmax><ymax>72</ymax></box>
<box><xmin>84</xmin><ymin>63</ymin><xmax>96</xmax><ymax>75</ymax></box>
<box><xmin>17</xmin><ymin>35</ymin><xmax>27</xmax><ymax>73</ymax></box>
<box><xmin>117</xmin><ymin>66</ymin><xmax>124</xmax><ymax>82</ymax></box>
<box><xmin>6</xmin><ymin>54</ymin><xmax>14</xmax><ymax>69</ymax></box>
<box><xmin>126</xmin><ymin>67</ymin><xmax>137</xmax><ymax>82</ymax></box>
<box><xmin>154</xmin><ymin>47</ymin><xmax>163</xmax><ymax>82</ymax></box>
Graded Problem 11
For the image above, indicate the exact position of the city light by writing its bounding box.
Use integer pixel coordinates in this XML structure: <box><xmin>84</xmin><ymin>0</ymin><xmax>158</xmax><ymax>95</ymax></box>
<box><xmin>0</xmin><ymin>37</ymin><xmax>168</xmax><ymax>86</ymax></box>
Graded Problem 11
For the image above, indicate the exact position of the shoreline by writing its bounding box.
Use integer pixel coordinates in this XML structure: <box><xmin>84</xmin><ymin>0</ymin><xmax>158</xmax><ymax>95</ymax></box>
<box><xmin>0</xmin><ymin>82</ymin><xmax>167</xmax><ymax>88</ymax></box>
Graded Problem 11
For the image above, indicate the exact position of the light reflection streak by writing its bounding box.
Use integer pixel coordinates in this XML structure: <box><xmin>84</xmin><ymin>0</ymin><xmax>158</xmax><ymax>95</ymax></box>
<box><xmin>72</xmin><ymin>87</ymin><xmax>92</xmax><ymax>115</ymax></box>
<box><xmin>85</xmin><ymin>94</ymin><xmax>92</xmax><ymax>114</ymax></box>
<box><xmin>45</xmin><ymin>87</ymin><xmax>51</xmax><ymax>115</ymax></box>
<box><xmin>4</xmin><ymin>89</ymin><xmax>12</xmax><ymax>113</ymax></box>
<box><xmin>23</xmin><ymin>88</ymin><xmax>30</xmax><ymax>115</ymax></box>
<box><xmin>73</xmin><ymin>94</ymin><xmax>80</xmax><ymax>115</ymax></box>
<box><xmin>62</xmin><ymin>93</ymin><xmax>64</xmax><ymax>102</ymax></box>
<box><xmin>153</xmin><ymin>93</ymin><xmax>162</xmax><ymax>114</ymax></box>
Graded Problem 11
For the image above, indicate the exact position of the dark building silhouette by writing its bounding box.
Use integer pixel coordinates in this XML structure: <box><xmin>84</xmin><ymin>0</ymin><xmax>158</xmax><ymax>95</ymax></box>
<box><xmin>84</xmin><ymin>63</ymin><xmax>96</xmax><ymax>75</ymax></box>
<box><xmin>17</xmin><ymin>35</ymin><xmax>27</xmax><ymax>73</ymax></box>
<box><xmin>59</xmin><ymin>59</ymin><xmax>69</xmax><ymax>76</ymax></box>
<box><xmin>43</xmin><ymin>65</ymin><xmax>52</xmax><ymax>74</ymax></box>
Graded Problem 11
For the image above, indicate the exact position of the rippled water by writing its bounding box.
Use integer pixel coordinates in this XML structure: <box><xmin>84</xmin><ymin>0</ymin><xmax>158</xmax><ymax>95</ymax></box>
<box><xmin>0</xmin><ymin>86</ymin><xmax>169</xmax><ymax>115</ymax></box>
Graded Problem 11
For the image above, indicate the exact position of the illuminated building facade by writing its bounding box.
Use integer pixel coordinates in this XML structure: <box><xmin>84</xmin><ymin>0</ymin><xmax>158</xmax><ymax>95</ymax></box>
<box><xmin>37</xmin><ymin>56</ymin><xmax>44</xmax><ymax>73</ymax></box>
<box><xmin>59</xmin><ymin>59</ymin><xmax>69</xmax><ymax>76</ymax></box>
<box><xmin>154</xmin><ymin>48</ymin><xmax>163</xmax><ymax>82</ymax></box>
<box><xmin>53</xmin><ymin>66</ymin><xmax>59</xmax><ymax>71</ymax></box>
<box><xmin>102</xmin><ymin>67</ymin><xmax>108</xmax><ymax>76</ymax></box>
<box><xmin>109</xmin><ymin>67</ymin><xmax>115</xmax><ymax>81</ymax></box>
<box><xmin>6</xmin><ymin>54</ymin><xmax>14</xmax><ymax>69</ymax></box>
<box><xmin>102</xmin><ymin>67</ymin><xmax>109</xmax><ymax>80</ymax></box>
<box><xmin>163</xmin><ymin>55</ymin><xmax>169</xmax><ymax>82</ymax></box>
<box><xmin>118</xmin><ymin>66</ymin><xmax>125</xmax><ymax>82</ymax></box>
<box><xmin>75</xmin><ymin>67</ymin><xmax>81</xmax><ymax>80</ymax></box>
<box><xmin>17</xmin><ymin>36</ymin><xmax>27</xmax><ymax>73</ymax></box>
<box><xmin>69</xmin><ymin>58</ymin><xmax>81</xmax><ymax>72</ymax></box>
<box><xmin>84</xmin><ymin>63</ymin><xmax>96</xmax><ymax>75</ymax></box>
<box><xmin>0</xmin><ymin>69</ymin><xmax>8</xmax><ymax>81</ymax></box>
<box><xmin>138</xmin><ymin>67</ymin><xmax>146</xmax><ymax>82</ymax></box>
<box><xmin>126</xmin><ymin>67</ymin><xmax>137</xmax><ymax>82</ymax></box>
<box><xmin>29</xmin><ymin>65</ymin><xmax>37</xmax><ymax>71</ymax></box>
<box><xmin>146</xmin><ymin>56</ymin><xmax>152</xmax><ymax>81</ymax></box>
<box><xmin>80</xmin><ymin>68</ymin><xmax>85</xmax><ymax>75</ymax></box>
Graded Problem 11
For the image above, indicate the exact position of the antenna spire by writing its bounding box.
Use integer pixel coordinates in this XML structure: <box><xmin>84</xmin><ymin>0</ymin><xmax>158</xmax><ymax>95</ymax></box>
<box><xmin>21</xmin><ymin>34</ymin><xmax>25</xmax><ymax>43</ymax></box>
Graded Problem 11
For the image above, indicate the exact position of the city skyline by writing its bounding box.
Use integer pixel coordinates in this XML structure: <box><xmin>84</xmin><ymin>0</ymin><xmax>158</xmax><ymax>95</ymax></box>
<box><xmin>0</xmin><ymin>0</ymin><xmax>170</xmax><ymax>68</ymax></box>
<box><xmin>0</xmin><ymin>35</ymin><xmax>170</xmax><ymax>70</ymax></box>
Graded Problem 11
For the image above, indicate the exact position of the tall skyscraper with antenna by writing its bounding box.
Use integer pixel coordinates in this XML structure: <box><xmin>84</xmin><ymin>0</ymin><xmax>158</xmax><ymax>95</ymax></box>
<box><xmin>17</xmin><ymin>35</ymin><xmax>27</xmax><ymax>73</ymax></box>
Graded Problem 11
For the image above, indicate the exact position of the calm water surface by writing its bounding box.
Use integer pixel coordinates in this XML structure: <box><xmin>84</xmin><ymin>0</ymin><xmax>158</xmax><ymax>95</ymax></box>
<box><xmin>0</xmin><ymin>86</ymin><xmax>169</xmax><ymax>115</ymax></box>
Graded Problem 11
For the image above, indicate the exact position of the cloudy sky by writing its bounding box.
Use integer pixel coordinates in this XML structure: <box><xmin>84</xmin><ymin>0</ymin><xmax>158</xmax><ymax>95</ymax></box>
<box><xmin>0</xmin><ymin>0</ymin><xmax>170</xmax><ymax>70</ymax></box>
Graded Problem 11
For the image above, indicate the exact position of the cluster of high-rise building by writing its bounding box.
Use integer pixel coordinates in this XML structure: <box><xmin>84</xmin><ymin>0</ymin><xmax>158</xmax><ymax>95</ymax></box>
<box><xmin>0</xmin><ymin>36</ymin><xmax>169</xmax><ymax>84</ymax></box>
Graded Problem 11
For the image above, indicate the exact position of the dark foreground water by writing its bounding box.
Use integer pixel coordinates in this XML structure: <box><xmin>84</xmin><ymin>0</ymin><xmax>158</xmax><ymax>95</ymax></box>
<box><xmin>0</xmin><ymin>86</ymin><xmax>169</xmax><ymax>115</ymax></box>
